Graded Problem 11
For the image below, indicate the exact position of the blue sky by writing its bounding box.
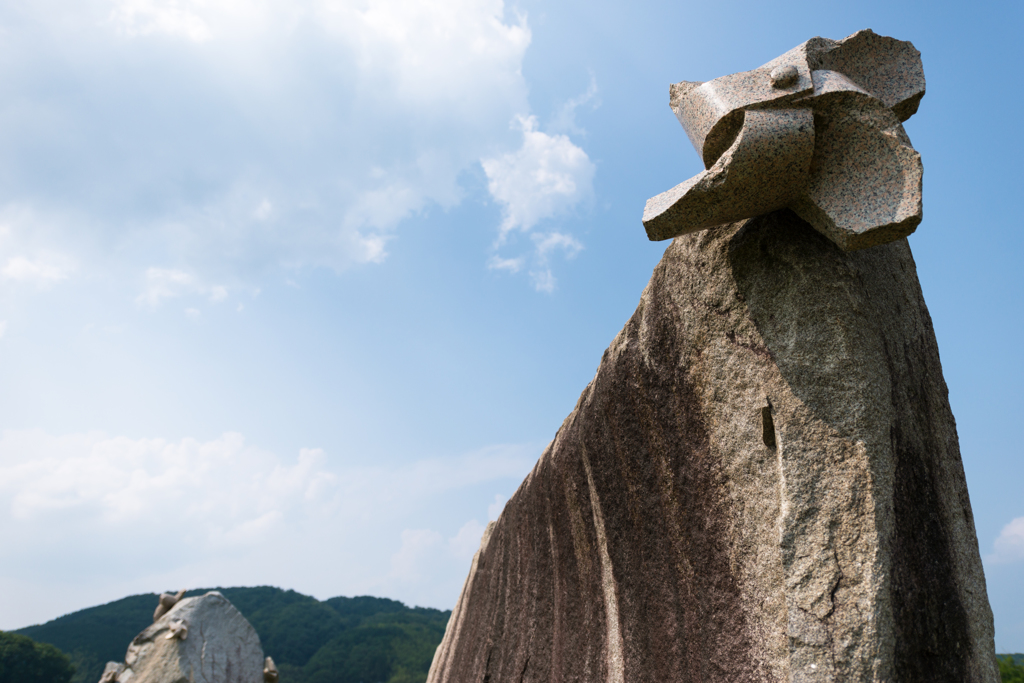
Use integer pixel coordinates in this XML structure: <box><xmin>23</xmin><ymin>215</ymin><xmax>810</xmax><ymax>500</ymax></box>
<box><xmin>1</xmin><ymin>0</ymin><xmax>1022</xmax><ymax>652</ymax></box>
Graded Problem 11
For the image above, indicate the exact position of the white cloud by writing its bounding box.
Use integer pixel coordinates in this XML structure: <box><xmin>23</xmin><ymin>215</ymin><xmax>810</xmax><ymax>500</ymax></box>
<box><xmin>389</xmin><ymin>529</ymin><xmax>443</xmax><ymax>582</ymax></box>
<box><xmin>448</xmin><ymin>520</ymin><xmax>486</xmax><ymax>561</ymax></box>
<box><xmin>252</xmin><ymin>199</ymin><xmax>273</xmax><ymax>221</ymax></box>
<box><xmin>549</xmin><ymin>73</ymin><xmax>600</xmax><ymax>136</ymax></box>
<box><xmin>490</xmin><ymin>235</ymin><xmax>581</xmax><ymax>290</ymax></box>
<box><xmin>108</xmin><ymin>0</ymin><xmax>213</xmax><ymax>41</ymax></box>
<box><xmin>523</xmin><ymin>232</ymin><xmax>583</xmax><ymax>292</ymax></box>
<box><xmin>0</xmin><ymin>207</ymin><xmax>80</xmax><ymax>289</ymax></box>
<box><xmin>136</xmin><ymin>268</ymin><xmax>194</xmax><ymax>306</ymax></box>
<box><xmin>0</xmin><ymin>0</ymin><xmax>535</xmax><ymax>279</ymax></box>
<box><xmin>533</xmin><ymin>231</ymin><xmax>583</xmax><ymax>260</ymax></box>
<box><xmin>988</xmin><ymin>516</ymin><xmax>1024</xmax><ymax>564</ymax></box>
<box><xmin>487</xmin><ymin>493</ymin><xmax>506</xmax><ymax>521</ymax></box>
<box><xmin>0</xmin><ymin>431</ymin><xmax>335</xmax><ymax>538</ymax></box>
<box><xmin>530</xmin><ymin>269</ymin><xmax>557</xmax><ymax>293</ymax></box>
<box><xmin>0</xmin><ymin>429</ymin><xmax>537</xmax><ymax>628</ymax></box>
<box><xmin>387</xmin><ymin>516</ymin><xmax>494</xmax><ymax>588</ymax></box>
<box><xmin>487</xmin><ymin>255</ymin><xmax>524</xmax><ymax>273</ymax></box>
<box><xmin>318</xmin><ymin>0</ymin><xmax>530</xmax><ymax>105</ymax></box>
<box><xmin>1</xmin><ymin>255</ymin><xmax>73</xmax><ymax>286</ymax></box>
<box><xmin>482</xmin><ymin>115</ymin><xmax>595</xmax><ymax>240</ymax></box>
<box><xmin>136</xmin><ymin>267</ymin><xmax>229</xmax><ymax>307</ymax></box>
<box><xmin>383</xmin><ymin>489</ymin><xmax>519</xmax><ymax>592</ymax></box>
<box><xmin>386</xmin><ymin>519</ymin><xmax>490</xmax><ymax>587</ymax></box>
<box><xmin>481</xmin><ymin>114</ymin><xmax>594</xmax><ymax>292</ymax></box>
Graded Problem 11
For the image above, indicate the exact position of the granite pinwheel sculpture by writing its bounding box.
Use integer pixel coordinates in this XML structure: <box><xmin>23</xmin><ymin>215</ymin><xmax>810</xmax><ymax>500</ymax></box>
<box><xmin>642</xmin><ymin>29</ymin><xmax>925</xmax><ymax>251</ymax></box>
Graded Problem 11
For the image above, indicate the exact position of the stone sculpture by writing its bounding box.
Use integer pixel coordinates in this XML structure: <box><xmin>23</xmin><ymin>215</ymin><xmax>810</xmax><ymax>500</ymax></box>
<box><xmin>98</xmin><ymin>662</ymin><xmax>124</xmax><ymax>683</ymax></box>
<box><xmin>643</xmin><ymin>29</ymin><xmax>924</xmax><ymax>251</ymax></box>
<box><xmin>263</xmin><ymin>655</ymin><xmax>279</xmax><ymax>683</ymax></box>
<box><xmin>428</xmin><ymin>31</ymin><xmax>999</xmax><ymax>683</ymax></box>
<box><xmin>98</xmin><ymin>591</ymin><xmax>266</xmax><ymax>683</ymax></box>
<box><xmin>151</xmin><ymin>589</ymin><xmax>186</xmax><ymax>622</ymax></box>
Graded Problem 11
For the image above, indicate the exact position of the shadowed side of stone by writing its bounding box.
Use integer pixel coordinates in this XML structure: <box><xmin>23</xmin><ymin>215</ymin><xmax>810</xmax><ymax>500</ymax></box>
<box><xmin>427</xmin><ymin>210</ymin><xmax>997</xmax><ymax>683</ymax></box>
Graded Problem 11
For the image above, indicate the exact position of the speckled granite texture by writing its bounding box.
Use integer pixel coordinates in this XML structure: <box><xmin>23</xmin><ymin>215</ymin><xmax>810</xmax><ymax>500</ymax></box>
<box><xmin>644</xmin><ymin>30</ymin><xmax>925</xmax><ymax>251</ymax></box>
<box><xmin>427</xmin><ymin>211</ymin><xmax>998</xmax><ymax>683</ymax></box>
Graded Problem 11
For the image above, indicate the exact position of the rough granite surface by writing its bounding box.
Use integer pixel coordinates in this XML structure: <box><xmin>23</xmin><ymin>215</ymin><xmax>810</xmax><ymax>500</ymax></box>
<box><xmin>109</xmin><ymin>592</ymin><xmax>264</xmax><ymax>683</ymax></box>
<box><xmin>644</xmin><ymin>30</ymin><xmax>924</xmax><ymax>251</ymax></box>
<box><xmin>427</xmin><ymin>211</ymin><xmax>998</xmax><ymax>683</ymax></box>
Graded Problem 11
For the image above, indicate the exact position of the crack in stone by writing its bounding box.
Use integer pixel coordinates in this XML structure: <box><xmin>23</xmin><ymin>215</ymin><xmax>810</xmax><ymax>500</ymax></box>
<box><xmin>823</xmin><ymin>546</ymin><xmax>844</xmax><ymax>676</ymax></box>
<box><xmin>518</xmin><ymin>655</ymin><xmax>530</xmax><ymax>683</ymax></box>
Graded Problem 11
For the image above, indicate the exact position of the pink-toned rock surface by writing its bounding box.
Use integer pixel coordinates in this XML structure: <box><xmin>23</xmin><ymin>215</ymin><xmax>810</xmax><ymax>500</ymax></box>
<box><xmin>643</xmin><ymin>30</ymin><xmax>925</xmax><ymax>251</ymax></box>
<box><xmin>428</xmin><ymin>211</ymin><xmax>997</xmax><ymax>682</ymax></box>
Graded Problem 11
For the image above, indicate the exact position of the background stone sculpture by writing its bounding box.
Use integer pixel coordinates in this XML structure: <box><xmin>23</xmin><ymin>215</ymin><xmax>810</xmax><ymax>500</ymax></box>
<box><xmin>151</xmin><ymin>589</ymin><xmax>185</xmax><ymax>623</ymax></box>
<box><xmin>98</xmin><ymin>662</ymin><xmax>123</xmax><ymax>683</ymax></box>
<box><xmin>643</xmin><ymin>29</ymin><xmax>924</xmax><ymax>251</ymax></box>
<box><xmin>263</xmin><ymin>655</ymin><xmax>279</xmax><ymax>683</ymax></box>
<box><xmin>99</xmin><ymin>591</ymin><xmax>265</xmax><ymax>683</ymax></box>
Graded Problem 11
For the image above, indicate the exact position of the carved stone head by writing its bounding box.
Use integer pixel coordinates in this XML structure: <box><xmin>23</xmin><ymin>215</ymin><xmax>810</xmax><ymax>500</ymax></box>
<box><xmin>643</xmin><ymin>29</ymin><xmax>925</xmax><ymax>251</ymax></box>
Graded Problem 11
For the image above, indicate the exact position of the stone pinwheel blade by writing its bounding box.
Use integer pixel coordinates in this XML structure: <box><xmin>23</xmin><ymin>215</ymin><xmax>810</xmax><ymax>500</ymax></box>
<box><xmin>642</xmin><ymin>29</ymin><xmax>925</xmax><ymax>251</ymax></box>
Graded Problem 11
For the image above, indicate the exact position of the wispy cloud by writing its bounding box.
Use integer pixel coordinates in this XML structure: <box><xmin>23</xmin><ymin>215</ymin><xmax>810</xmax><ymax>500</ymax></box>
<box><xmin>549</xmin><ymin>73</ymin><xmax>601</xmax><ymax>137</ymax></box>
<box><xmin>482</xmin><ymin>115</ymin><xmax>595</xmax><ymax>241</ymax></box>
<box><xmin>0</xmin><ymin>206</ymin><xmax>82</xmax><ymax>290</ymax></box>
<box><xmin>0</xmin><ymin>431</ymin><xmax>334</xmax><ymax>533</ymax></box>
<box><xmin>525</xmin><ymin>231</ymin><xmax>584</xmax><ymax>292</ymax></box>
<box><xmin>481</xmin><ymin>77</ymin><xmax>597</xmax><ymax>293</ymax></box>
<box><xmin>487</xmin><ymin>255</ymin><xmax>525</xmax><ymax>273</ymax></box>
<box><xmin>0</xmin><ymin>429</ymin><xmax>537</xmax><ymax>627</ymax></box>
<box><xmin>0</xmin><ymin>255</ymin><xmax>73</xmax><ymax>287</ymax></box>
<box><xmin>488</xmin><ymin>231</ymin><xmax>585</xmax><ymax>293</ymax></box>
<box><xmin>987</xmin><ymin>516</ymin><xmax>1024</xmax><ymax>564</ymax></box>
<box><xmin>108</xmin><ymin>0</ymin><xmax>213</xmax><ymax>41</ymax></box>
<box><xmin>533</xmin><ymin>231</ymin><xmax>583</xmax><ymax>260</ymax></box>
<box><xmin>389</xmin><ymin>529</ymin><xmax>444</xmax><ymax>582</ymax></box>
<box><xmin>448</xmin><ymin>520</ymin><xmax>487</xmax><ymax>562</ymax></box>
<box><xmin>487</xmin><ymin>494</ymin><xmax>507</xmax><ymax>521</ymax></box>
<box><xmin>136</xmin><ymin>267</ymin><xmax>229</xmax><ymax>307</ymax></box>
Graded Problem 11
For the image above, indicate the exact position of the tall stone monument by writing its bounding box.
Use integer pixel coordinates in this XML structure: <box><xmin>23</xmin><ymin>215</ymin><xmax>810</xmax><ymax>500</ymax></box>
<box><xmin>427</xmin><ymin>30</ymin><xmax>999</xmax><ymax>682</ymax></box>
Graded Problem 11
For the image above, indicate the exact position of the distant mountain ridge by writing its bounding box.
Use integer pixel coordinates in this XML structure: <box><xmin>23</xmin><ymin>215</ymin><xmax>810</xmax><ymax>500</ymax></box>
<box><xmin>14</xmin><ymin>586</ymin><xmax>450</xmax><ymax>683</ymax></box>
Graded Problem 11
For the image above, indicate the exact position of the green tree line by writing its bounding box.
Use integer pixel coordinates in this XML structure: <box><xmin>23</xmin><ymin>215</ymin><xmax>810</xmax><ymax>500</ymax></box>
<box><xmin>15</xmin><ymin>594</ymin><xmax>1024</xmax><ymax>683</ymax></box>
<box><xmin>13</xmin><ymin>587</ymin><xmax>449</xmax><ymax>683</ymax></box>
<box><xmin>1000</xmin><ymin>654</ymin><xmax>1024</xmax><ymax>683</ymax></box>
<box><xmin>0</xmin><ymin>631</ymin><xmax>74</xmax><ymax>683</ymax></box>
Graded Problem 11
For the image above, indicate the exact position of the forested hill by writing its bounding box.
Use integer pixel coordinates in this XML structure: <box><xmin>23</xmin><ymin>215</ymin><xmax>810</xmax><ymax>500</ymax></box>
<box><xmin>14</xmin><ymin>586</ymin><xmax>450</xmax><ymax>683</ymax></box>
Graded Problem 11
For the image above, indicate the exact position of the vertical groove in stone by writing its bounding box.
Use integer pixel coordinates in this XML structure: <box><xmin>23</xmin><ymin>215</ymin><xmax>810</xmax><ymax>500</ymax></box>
<box><xmin>581</xmin><ymin>443</ymin><xmax>625</xmax><ymax>683</ymax></box>
<box><xmin>547</xmin><ymin>495</ymin><xmax>563</xmax><ymax>682</ymax></box>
